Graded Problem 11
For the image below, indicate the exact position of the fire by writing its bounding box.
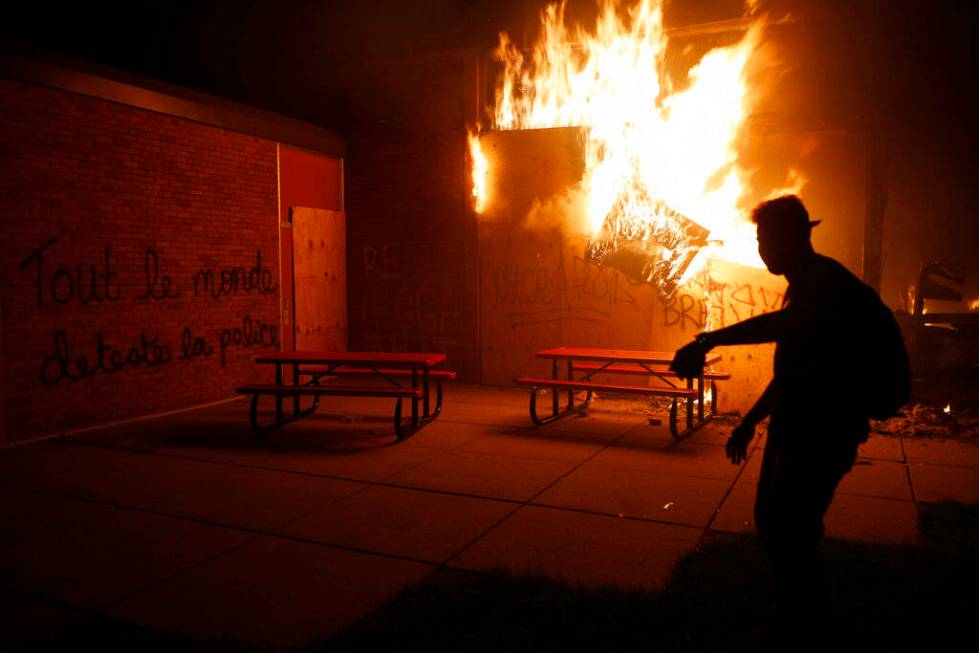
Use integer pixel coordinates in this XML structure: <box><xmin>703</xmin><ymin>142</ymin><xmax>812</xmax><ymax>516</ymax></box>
<box><xmin>469</xmin><ymin>131</ymin><xmax>489</xmax><ymax>213</ymax></box>
<box><xmin>474</xmin><ymin>0</ymin><xmax>781</xmax><ymax>296</ymax></box>
<box><xmin>970</xmin><ymin>297</ymin><xmax>979</xmax><ymax>311</ymax></box>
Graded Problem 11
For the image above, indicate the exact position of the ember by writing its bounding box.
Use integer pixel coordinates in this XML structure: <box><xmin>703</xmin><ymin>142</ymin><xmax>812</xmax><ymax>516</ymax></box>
<box><xmin>873</xmin><ymin>403</ymin><xmax>979</xmax><ymax>442</ymax></box>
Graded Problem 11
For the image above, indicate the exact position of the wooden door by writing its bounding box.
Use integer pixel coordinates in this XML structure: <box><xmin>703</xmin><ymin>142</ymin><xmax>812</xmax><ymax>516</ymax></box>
<box><xmin>292</xmin><ymin>207</ymin><xmax>347</xmax><ymax>351</ymax></box>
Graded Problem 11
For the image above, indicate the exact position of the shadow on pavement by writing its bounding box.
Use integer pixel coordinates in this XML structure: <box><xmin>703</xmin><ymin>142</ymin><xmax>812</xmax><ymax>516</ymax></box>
<box><xmin>21</xmin><ymin>502</ymin><xmax>978</xmax><ymax>652</ymax></box>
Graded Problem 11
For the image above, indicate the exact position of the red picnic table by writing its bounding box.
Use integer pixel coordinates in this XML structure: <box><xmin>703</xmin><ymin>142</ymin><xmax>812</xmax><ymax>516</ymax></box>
<box><xmin>516</xmin><ymin>347</ymin><xmax>728</xmax><ymax>439</ymax></box>
<box><xmin>236</xmin><ymin>351</ymin><xmax>455</xmax><ymax>438</ymax></box>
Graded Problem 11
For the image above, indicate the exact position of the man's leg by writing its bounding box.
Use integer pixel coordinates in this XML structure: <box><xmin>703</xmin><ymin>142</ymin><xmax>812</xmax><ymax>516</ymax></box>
<box><xmin>755</xmin><ymin>434</ymin><xmax>858</xmax><ymax>636</ymax></box>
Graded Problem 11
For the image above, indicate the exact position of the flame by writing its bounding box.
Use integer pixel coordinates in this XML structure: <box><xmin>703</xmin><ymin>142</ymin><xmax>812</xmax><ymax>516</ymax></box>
<box><xmin>970</xmin><ymin>297</ymin><xmax>979</xmax><ymax>311</ymax></box>
<box><xmin>469</xmin><ymin>131</ymin><xmax>489</xmax><ymax>213</ymax></box>
<box><xmin>479</xmin><ymin>0</ymin><xmax>780</xmax><ymax>296</ymax></box>
<box><xmin>943</xmin><ymin>403</ymin><xmax>952</xmax><ymax>415</ymax></box>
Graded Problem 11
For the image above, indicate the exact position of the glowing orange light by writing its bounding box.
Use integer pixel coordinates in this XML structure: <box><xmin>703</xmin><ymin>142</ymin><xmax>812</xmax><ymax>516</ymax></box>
<box><xmin>468</xmin><ymin>132</ymin><xmax>488</xmax><ymax>213</ymax></box>
<box><xmin>479</xmin><ymin>0</ymin><xmax>794</xmax><ymax>295</ymax></box>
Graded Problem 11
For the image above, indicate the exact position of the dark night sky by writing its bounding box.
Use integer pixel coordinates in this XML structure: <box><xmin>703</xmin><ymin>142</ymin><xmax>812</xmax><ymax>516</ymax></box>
<box><xmin>2</xmin><ymin>0</ymin><xmax>977</xmax><ymax>135</ymax></box>
<box><xmin>1</xmin><ymin>0</ymin><xmax>537</xmax><ymax>127</ymax></box>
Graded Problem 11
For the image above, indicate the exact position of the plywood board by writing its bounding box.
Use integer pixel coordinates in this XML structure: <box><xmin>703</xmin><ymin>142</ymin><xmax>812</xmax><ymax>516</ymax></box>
<box><xmin>480</xmin><ymin>223</ymin><xmax>657</xmax><ymax>385</ymax></box>
<box><xmin>293</xmin><ymin>207</ymin><xmax>347</xmax><ymax>351</ymax></box>
<box><xmin>644</xmin><ymin>259</ymin><xmax>786</xmax><ymax>412</ymax></box>
<box><xmin>477</xmin><ymin>127</ymin><xmax>586</xmax><ymax>226</ymax></box>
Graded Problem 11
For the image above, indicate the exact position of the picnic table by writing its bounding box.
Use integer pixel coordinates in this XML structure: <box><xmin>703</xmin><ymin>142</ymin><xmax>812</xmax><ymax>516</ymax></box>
<box><xmin>236</xmin><ymin>351</ymin><xmax>455</xmax><ymax>438</ymax></box>
<box><xmin>515</xmin><ymin>347</ymin><xmax>729</xmax><ymax>439</ymax></box>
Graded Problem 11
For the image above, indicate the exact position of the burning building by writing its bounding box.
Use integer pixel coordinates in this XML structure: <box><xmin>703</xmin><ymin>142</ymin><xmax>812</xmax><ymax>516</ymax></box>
<box><xmin>469</xmin><ymin>0</ymin><xmax>825</xmax><ymax>409</ymax></box>
<box><xmin>0</xmin><ymin>0</ymin><xmax>976</xmax><ymax>440</ymax></box>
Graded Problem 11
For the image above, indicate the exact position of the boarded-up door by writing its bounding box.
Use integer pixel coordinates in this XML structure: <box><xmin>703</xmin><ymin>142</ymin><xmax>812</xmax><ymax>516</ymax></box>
<box><xmin>292</xmin><ymin>207</ymin><xmax>346</xmax><ymax>351</ymax></box>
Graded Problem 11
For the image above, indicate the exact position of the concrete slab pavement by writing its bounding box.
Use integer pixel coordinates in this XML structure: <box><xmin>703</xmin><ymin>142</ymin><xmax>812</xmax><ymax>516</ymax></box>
<box><xmin>0</xmin><ymin>485</ymin><xmax>251</xmax><ymax>611</ymax></box>
<box><xmin>0</xmin><ymin>588</ymin><xmax>88</xmax><ymax>646</ymax></box>
<box><xmin>533</xmin><ymin>463</ymin><xmax>731</xmax><ymax>528</ymax></box>
<box><xmin>589</xmin><ymin>436</ymin><xmax>744</xmax><ymax>481</ymax></box>
<box><xmin>448</xmin><ymin>504</ymin><xmax>702</xmax><ymax>589</ymax></box>
<box><xmin>838</xmin><ymin>459</ymin><xmax>914</xmax><ymax>501</ymax></box>
<box><xmin>106</xmin><ymin>535</ymin><xmax>433</xmax><ymax>650</ymax></box>
<box><xmin>386</xmin><ymin>450</ymin><xmax>579</xmax><ymax>501</ymax></box>
<box><xmin>275</xmin><ymin>485</ymin><xmax>517</xmax><ymax>563</ymax></box>
<box><xmin>909</xmin><ymin>462</ymin><xmax>979</xmax><ymax>504</ymax></box>
<box><xmin>455</xmin><ymin>427</ymin><xmax>616</xmax><ymax>463</ymax></box>
<box><xmin>905</xmin><ymin>437</ymin><xmax>979</xmax><ymax>467</ymax></box>
<box><xmin>1</xmin><ymin>384</ymin><xmax>974</xmax><ymax>648</ymax></box>
<box><xmin>825</xmin><ymin>493</ymin><xmax>920</xmax><ymax>545</ymax></box>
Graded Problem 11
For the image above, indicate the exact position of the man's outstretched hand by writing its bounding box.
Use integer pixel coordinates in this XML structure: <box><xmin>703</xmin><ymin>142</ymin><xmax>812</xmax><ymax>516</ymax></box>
<box><xmin>670</xmin><ymin>339</ymin><xmax>707</xmax><ymax>381</ymax></box>
<box><xmin>726</xmin><ymin>420</ymin><xmax>755</xmax><ymax>465</ymax></box>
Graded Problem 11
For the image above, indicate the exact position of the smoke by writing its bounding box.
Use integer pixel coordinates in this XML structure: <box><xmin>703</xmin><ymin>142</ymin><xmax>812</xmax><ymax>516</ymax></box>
<box><xmin>764</xmin><ymin>167</ymin><xmax>808</xmax><ymax>200</ymax></box>
<box><xmin>521</xmin><ymin>182</ymin><xmax>592</xmax><ymax>241</ymax></box>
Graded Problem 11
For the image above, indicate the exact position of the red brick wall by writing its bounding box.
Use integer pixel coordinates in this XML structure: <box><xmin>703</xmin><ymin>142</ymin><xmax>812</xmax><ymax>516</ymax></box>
<box><xmin>343</xmin><ymin>53</ymin><xmax>478</xmax><ymax>378</ymax></box>
<box><xmin>0</xmin><ymin>79</ymin><xmax>283</xmax><ymax>443</ymax></box>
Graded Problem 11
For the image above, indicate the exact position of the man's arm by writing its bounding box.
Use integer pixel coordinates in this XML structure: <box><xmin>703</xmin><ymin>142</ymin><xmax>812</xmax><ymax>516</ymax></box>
<box><xmin>671</xmin><ymin>299</ymin><xmax>819</xmax><ymax>381</ymax></box>
<box><xmin>726</xmin><ymin>380</ymin><xmax>775</xmax><ymax>464</ymax></box>
<box><xmin>698</xmin><ymin>309</ymin><xmax>791</xmax><ymax>348</ymax></box>
<box><xmin>670</xmin><ymin>309</ymin><xmax>792</xmax><ymax>380</ymax></box>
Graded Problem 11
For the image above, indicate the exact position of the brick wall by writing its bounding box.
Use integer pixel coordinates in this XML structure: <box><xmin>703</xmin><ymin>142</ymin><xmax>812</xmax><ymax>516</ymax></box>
<box><xmin>0</xmin><ymin>79</ymin><xmax>283</xmax><ymax>443</ymax></box>
<box><xmin>343</xmin><ymin>53</ymin><xmax>479</xmax><ymax>379</ymax></box>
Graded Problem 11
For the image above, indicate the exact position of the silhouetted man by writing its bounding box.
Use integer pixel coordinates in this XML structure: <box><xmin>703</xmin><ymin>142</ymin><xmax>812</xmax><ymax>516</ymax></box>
<box><xmin>671</xmin><ymin>195</ymin><xmax>876</xmax><ymax>637</ymax></box>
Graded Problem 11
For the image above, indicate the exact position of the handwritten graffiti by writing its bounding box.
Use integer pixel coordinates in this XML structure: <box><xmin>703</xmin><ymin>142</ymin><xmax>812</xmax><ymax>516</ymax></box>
<box><xmin>663</xmin><ymin>293</ymin><xmax>708</xmax><ymax>330</ymax></box>
<box><xmin>37</xmin><ymin>314</ymin><xmax>280</xmax><ymax>385</ymax></box>
<box><xmin>362</xmin><ymin>244</ymin><xmax>401</xmax><ymax>280</ymax></box>
<box><xmin>19</xmin><ymin>237</ymin><xmax>280</xmax><ymax>385</ymax></box>
<box><xmin>662</xmin><ymin>275</ymin><xmax>784</xmax><ymax>331</ymax></box>
<box><xmin>358</xmin><ymin>281</ymin><xmax>461</xmax><ymax>350</ymax></box>
<box><xmin>490</xmin><ymin>253</ymin><xmax>643</xmax><ymax>311</ymax></box>
<box><xmin>178</xmin><ymin>326</ymin><xmax>214</xmax><ymax>361</ymax></box>
<box><xmin>139</xmin><ymin>249</ymin><xmax>181</xmax><ymax>300</ymax></box>
<box><xmin>19</xmin><ymin>238</ymin><xmax>122</xmax><ymax>308</ymax></box>
<box><xmin>191</xmin><ymin>251</ymin><xmax>277</xmax><ymax>300</ymax></box>
<box><xmin>40</xmin><ymin>329</ymin><xmax>173</xmax><ymax>386</ymax></box>
<box><xmin>218</xmin><ymin>316</ymin><xmax>279</xmax><ymax>366</ymax></box>
<box><xmin>19</xmin><ymin>238</ymin><xmax>276</xmax><ymax>306</ymax></box>
<box><xmin>357</xmin><ymin>244</ymin><xmax>461</xmax><ymax>351</ymax></box>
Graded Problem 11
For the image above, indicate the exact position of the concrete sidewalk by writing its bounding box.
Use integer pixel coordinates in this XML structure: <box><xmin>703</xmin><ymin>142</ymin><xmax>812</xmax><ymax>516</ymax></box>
<box><xmin>2</xmin><ymin>384</ymin><xmax>977</xmax><ymax>648</ymax></box>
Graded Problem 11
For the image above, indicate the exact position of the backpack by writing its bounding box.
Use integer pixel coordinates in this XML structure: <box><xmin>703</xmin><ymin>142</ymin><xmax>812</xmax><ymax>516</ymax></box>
<box><xmin>859</xmin><ymin>291</ymin><xmax>912</xmax><ymax>420</ymax></box>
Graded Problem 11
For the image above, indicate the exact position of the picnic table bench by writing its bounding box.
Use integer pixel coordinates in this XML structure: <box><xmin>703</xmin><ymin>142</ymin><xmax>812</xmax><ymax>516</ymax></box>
<box><xmin>236</xmin><ymin>351</ymin><xmax>453</xmax><ymax>439</ymax></box>
<box><xmin>516</xmin><ymin>347</ymin><xmax>727</xmax><ymax>439</ymax></box>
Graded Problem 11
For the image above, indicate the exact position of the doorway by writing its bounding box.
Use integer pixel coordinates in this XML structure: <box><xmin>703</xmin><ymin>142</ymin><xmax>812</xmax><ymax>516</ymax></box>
<box><xmin>291</xmin><ymin>206</ymin><xmax>347</xmax><ymax>351</ymax></box>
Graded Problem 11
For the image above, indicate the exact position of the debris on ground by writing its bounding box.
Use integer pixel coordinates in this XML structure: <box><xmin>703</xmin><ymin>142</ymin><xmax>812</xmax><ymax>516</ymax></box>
<box><xmin>872</xmin><ymin>403</ymin><xmax>979</xmax><ymax>443</ymax></box>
